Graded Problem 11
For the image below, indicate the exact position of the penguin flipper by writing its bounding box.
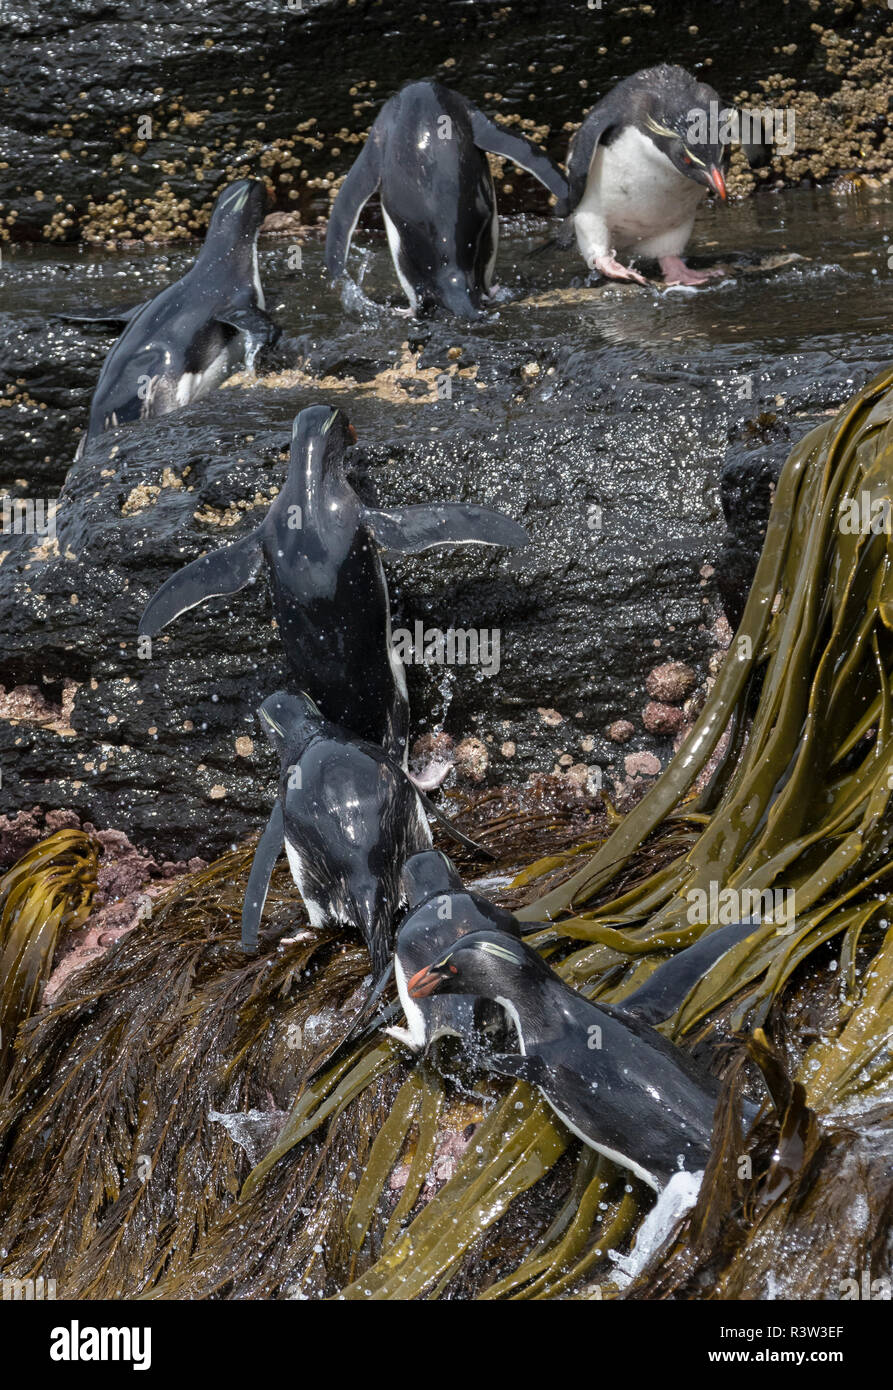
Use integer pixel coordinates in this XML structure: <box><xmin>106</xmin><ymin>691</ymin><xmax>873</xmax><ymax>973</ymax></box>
<box><xmin>57</xmin><ymin>302</ymin><xmax>150</xmax><ymax>326</ymax></box>
<box><xmin>565</xmin><ymin>108</ymin><xmax>617</xmax><ymax>212</ymax></box>
<box><xmin>620</xmin><ymin>918</ymin><xmax>758</xmax><ymax>1025</ymax></box>
<box><xmin>241</xmin><ymin>797</ymin><xmax>285</xmax><ymax>952</ymax></box>
<box><xmin>415</xmin><ymin>789</ymin><xmax>496</xmax><ymax>862</ymax></box>
<box><xmin>364</xmin><ymin>503</ymin><xmax>529</xmax><ymax>554</ymax></box>
<box><xmin>216</xmin><ymin>305</ymin><xmax>280</xmax><ymax>352</ymax></box>
<box><xmin>468</xmin><ymin>108</ymin><xmax>568</xmax><ymax>204</ymax></box>
<box><xmin>487</xmin><ymin>1051</ymin><xmax>547</xmax><ymax>1088</ymax></box>
<box><xmin>138</xmin><ymin>531</ymin><xmax>263</xmax><ymax>637</ymax></box>
<box><xmin>324</xmin><ymin>133</ymin><xmax>383</xmax><ymax>280</ymax></box>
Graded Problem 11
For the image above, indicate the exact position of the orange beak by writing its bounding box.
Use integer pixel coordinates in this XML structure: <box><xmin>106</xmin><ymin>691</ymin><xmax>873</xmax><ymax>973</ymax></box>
<box><xmin>347</xmin><ymin>423</ymin><xmax>358</xmax><ymax>443</ymax></box>
<box><xmin>708</xmin><ymin>166</ymin><xmax>727</xmax><ymax>201</ymax></box>
<box><xmin>408</xmin><ymin>964</ymin><xmax>441</xmax><ymax>999</ymax></box>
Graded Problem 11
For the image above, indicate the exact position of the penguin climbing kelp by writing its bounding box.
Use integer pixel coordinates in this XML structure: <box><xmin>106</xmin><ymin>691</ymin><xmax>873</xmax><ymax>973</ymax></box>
<box><xmin>326</xmin><ymin>80</ymin><xmax>567</xmax><ymax>317</ymax></box>
<box><xmin>405</xmin><ymin>920</ymin><xmax>761</xmax><ymax>1191</ymax></box>
<box><xmin>559</xmin><ymin>65</ymin><xmax>731</xmax><ymax>287</ymax></box>
<box><xmin>390</xmin><ymin>850</ymin><xmax>533</xmax><ymax>1052</ymax></box>
<box><xmin>138</xmin><ymin>404</ymin><xmax>529</xmax><ymax>759</ymax></box>
<box><xmin>242</xmin><ymin>690</ymin><xmax>433</xmax><ymax>971</ymax></box>
<box><xmin>66</xmin><ymin>179</ymin><xmax>278</xmax><ymax>455</ymax></box>
<box><xmin>391</xmin><ymin>849</ymin><xmax>563</xmax><ymax>1053</ymax></box>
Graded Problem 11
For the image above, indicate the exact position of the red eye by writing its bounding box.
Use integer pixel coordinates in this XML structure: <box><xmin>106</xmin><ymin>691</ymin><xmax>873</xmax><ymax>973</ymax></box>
<box><xmin>683</xmin><ymin>154</ymin><xmax>692</xmax><ymax>165</ymax></box>
<box><xmin>450</xmin><ymin>965</ymin><xmax>458</xmax><ymax>974</ymax></box>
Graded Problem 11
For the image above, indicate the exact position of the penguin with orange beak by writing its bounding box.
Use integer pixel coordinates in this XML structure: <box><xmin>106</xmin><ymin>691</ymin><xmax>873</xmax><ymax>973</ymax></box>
<box><xmin>399</xmin><ymin>913</ymin><xmax>762</xmax><ymax>1191</ymax></box>
<box><xmin>388</xmin><ymin>850</ymin><xmax>534</xmax><ymax>1053</ymax></box>
<box><xmin>558</xmin><ymin>64</ymin><xmax>731</xmax><ymax>287</ymax></box>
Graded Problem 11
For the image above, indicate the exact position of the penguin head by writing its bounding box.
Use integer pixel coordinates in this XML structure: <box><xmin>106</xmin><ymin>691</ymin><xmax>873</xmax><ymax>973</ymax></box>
<box><xmin>401</xmin><ymin>851</ymin><xmax>465</xmax><ymax>909</ymax></box>
<box><xmin>397</xmin><ymin>856</ymin><xmax>524</xmax><ymax>979</ymax></box>
<box><xmin>639</xmin><ymin>69</ymin><xmax>730</xmax><ymax>200</ymax></box>
<box><xmin>257</xmin><ymin>689</ymin><xmax>322</xmax><ymax>757</ymax></box>
<box><xmin>204</xmin><ymin>178</ymin><xmax>270</xmax><ymax>253</ymax></box>
<box><xmin>288</xmin><ymin>404</ymin><xmax>358</xmax><ymax>485</ymax></box>
<box><xmin>426</xmin><ymin>270</ymin><xmax>486</xmax><ymax>321</ymax></box>
<box><xmin>406</xmin><ymin>928</ymin><xmax>543</xmax><ymax>1002</ymax></box>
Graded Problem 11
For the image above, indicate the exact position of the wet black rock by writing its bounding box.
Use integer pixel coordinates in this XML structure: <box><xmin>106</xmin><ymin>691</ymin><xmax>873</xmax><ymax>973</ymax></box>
<box><xmin>1</xmin><ymin>0</ymin><xmax>887</xmax><ymax>244</ymax></box>
<box><xmin>3</xmin><ymin>242</ymin><xmax>889</xmax><ymax>862</ymax></box>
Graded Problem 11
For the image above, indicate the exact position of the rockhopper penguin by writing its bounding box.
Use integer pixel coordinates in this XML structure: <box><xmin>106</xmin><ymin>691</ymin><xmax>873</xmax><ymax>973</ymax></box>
<box><xmin>559</xmin><ymin>65</ymin><xmax>731</xmax><ymax>287</ymax></box>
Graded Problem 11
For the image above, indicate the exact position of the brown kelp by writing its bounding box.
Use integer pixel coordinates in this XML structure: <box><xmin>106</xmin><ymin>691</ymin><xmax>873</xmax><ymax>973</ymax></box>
<box><xmin>0</xmin><ymin>829</ymin><xmax>98</xmax><ymax>1081</ymax></box>
<box><xmin>3</xmin><ymin>368</ymin><xmax>893</xmax><ymax>1298</ymax></box>
<box><xmin>238</xmin><ymin>363</ymin><xmax>893</xmax><ymax>1300</ymax></box>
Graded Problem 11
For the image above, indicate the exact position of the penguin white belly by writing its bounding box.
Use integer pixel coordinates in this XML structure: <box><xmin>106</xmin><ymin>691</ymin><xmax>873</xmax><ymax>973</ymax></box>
<box><xmin>381</xmin><ymin>205</ymin><xmax>420</xmax><ymax>312</ymax></box>
<box><xmin>575</xmin><ymin>127</ymin><xmax>704</xmax><ymax>261</ymax></box>
<box><xmin>393</xmin><ymin>956</ymin><xmax>428</xmax><ymax>1050</ymax></box>
<box><xmin>175</xmin><ymin>343</ymin><xmax>238</xmax><ymax>407</ymax></box>
<box><xmin>284</xmin><ymin>839</ymin><xmax>328</xmax><ymax>927</ymax></box>
<box><xmin>483</xmin><ymin>171</ymin><xmax>499</xmax><ymax>291</ymax></box>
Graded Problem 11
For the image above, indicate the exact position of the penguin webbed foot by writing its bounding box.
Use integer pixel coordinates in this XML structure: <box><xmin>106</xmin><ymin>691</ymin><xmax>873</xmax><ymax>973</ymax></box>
<box><xmin>659</xmin><ymin>256</ymin><xmax>725</xmax><ymax>287</ymax></box>
<box><xmin>589</xmin><ymin>254</ymin><xmax>649</xmax><ymax>287</ymax></box>
<box><xmin>384</xmin><ymin>1024</ymin><xmax>421</xmax><ymax>1052</ymax></box>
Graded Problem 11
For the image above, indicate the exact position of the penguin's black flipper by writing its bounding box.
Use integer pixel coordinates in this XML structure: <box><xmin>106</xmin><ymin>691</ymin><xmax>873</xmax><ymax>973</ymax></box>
<box><xmin>565</xmin><ymin>106</ymin><xmax>618</xmax><ymax>211</ymax></box>
<box><xmin>57</xmin><ymin>302</ymin><xmax>150</xmax><ymax>326</ymax></box>
<box><xmin>138</xmin><ymin>532</ymin><xmax>263</xmax><ymax>638</ymax></box>
<box><xmin>324</xmin><ymin>131</ymin><xmax>383</xmax><ymax>280</ymax></box>
<box><xmin>416</xmin><ymin>790</ymin><xmax>496</xmax><ymax>862</ymax></box>
<box><xmin>215</xmin><ymin>305</ymin><xmax>280</xmax><ymax>356</ymax></box>
<box><xmin>241</xmin><ymin>797</ymin><xmax>285</xmax><ymax>953</ymax></box>
<box><xmin>468</xmin><ymin>108</ymin><xmax>568</xmax><ymax>203</ymax></box>
<box><xmin>619</xmin><ymin>919</ymin><xmax>758</xmax><ymax>1026</ymax></box>
<box><xmin>364</xmin><ymin>504</ymin><xmax>529</xmax><ymax>554</ymax></box>
<box><xmin>486</xmin><ymin>1051</ymin><xmax>548</xmax><ymax>1088</ymax></box>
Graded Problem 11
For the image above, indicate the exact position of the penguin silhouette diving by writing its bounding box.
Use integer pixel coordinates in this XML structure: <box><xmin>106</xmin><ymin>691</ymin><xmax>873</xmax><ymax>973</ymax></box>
<box><xmin>66</xmin><ymin>179</ymin><xmax>278</xmax><ymax>456</ymax></box>
<box><xmin>326</xmin><ymin>80</ymin><xmax>567</xmax><ymax>317</ymax></box>
<box><xmin>559</xmin><ymin>65</ymin><xmax>730</xmax><ymax>287</ymax></box>
<box><xmin>138</xmin><ymin>405</ymin><xmax>529</xmax><ymax>760</ymax></box>
<box><xmin>405</xmin><ymin>919</ymin><xmax>761</xmax><ymax>1191</ymax></box>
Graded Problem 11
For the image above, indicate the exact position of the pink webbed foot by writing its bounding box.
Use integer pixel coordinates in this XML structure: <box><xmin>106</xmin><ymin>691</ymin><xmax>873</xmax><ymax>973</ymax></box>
<box><xmin>659</xmin><ymin>256</ymin><xmax>725</xmax><ymax>287</ymax></box>
<box><xmin>408</xmin><ymin>762</ymin><xmax>452</xmax><ymax>792</ymax></box>
<box><xmin>589</xmin><ymin>254</ymin><xmax>649</xmax><ymax>287</ymax></box>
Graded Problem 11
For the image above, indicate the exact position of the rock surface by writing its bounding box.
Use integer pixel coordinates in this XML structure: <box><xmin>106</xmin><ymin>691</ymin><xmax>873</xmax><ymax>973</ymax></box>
<box><xmin>2</xmin><ymin>3</ymin><xmax>893</xmax><ymax>860</ymax></box>
<box><xmin>2</xmin><ymin>1</ymin><xmax>891</xmax><ymax>244</ymax></box>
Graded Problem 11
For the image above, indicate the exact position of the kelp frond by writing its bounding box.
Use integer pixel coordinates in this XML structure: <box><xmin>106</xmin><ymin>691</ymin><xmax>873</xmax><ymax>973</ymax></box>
<box><xmin>3</xmin><ymin>370</ymin><xmax>893</xmax><ymax>1298</ymax></box>
<box><xmin>0</xmin><ymin>829</ymin><xmax>98</xmax><ymax>1081</ymax></box>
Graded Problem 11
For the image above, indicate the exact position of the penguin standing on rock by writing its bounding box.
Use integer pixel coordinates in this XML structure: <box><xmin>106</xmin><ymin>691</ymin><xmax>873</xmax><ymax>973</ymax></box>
<box><xmin>326</xmin><ymin>80</ymin><xmax>567</xmax><ymax>317</ymax></box>
<box><xmin>559</xmin><ymin>65</ymin><xmax>731</xmax><ymax>287</ymax></box>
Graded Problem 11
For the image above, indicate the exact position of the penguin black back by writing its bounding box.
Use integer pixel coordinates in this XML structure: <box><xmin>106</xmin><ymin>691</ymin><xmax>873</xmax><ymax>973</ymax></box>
<box><xmin>408</xmin><ymin>930</ymin><xmax>733</xmax><ymax>1190</ymax></box>
<box><xmin>326</xmin><ymin>80</ymin><xmax>566</xmax><ymax>317</ymax></box>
